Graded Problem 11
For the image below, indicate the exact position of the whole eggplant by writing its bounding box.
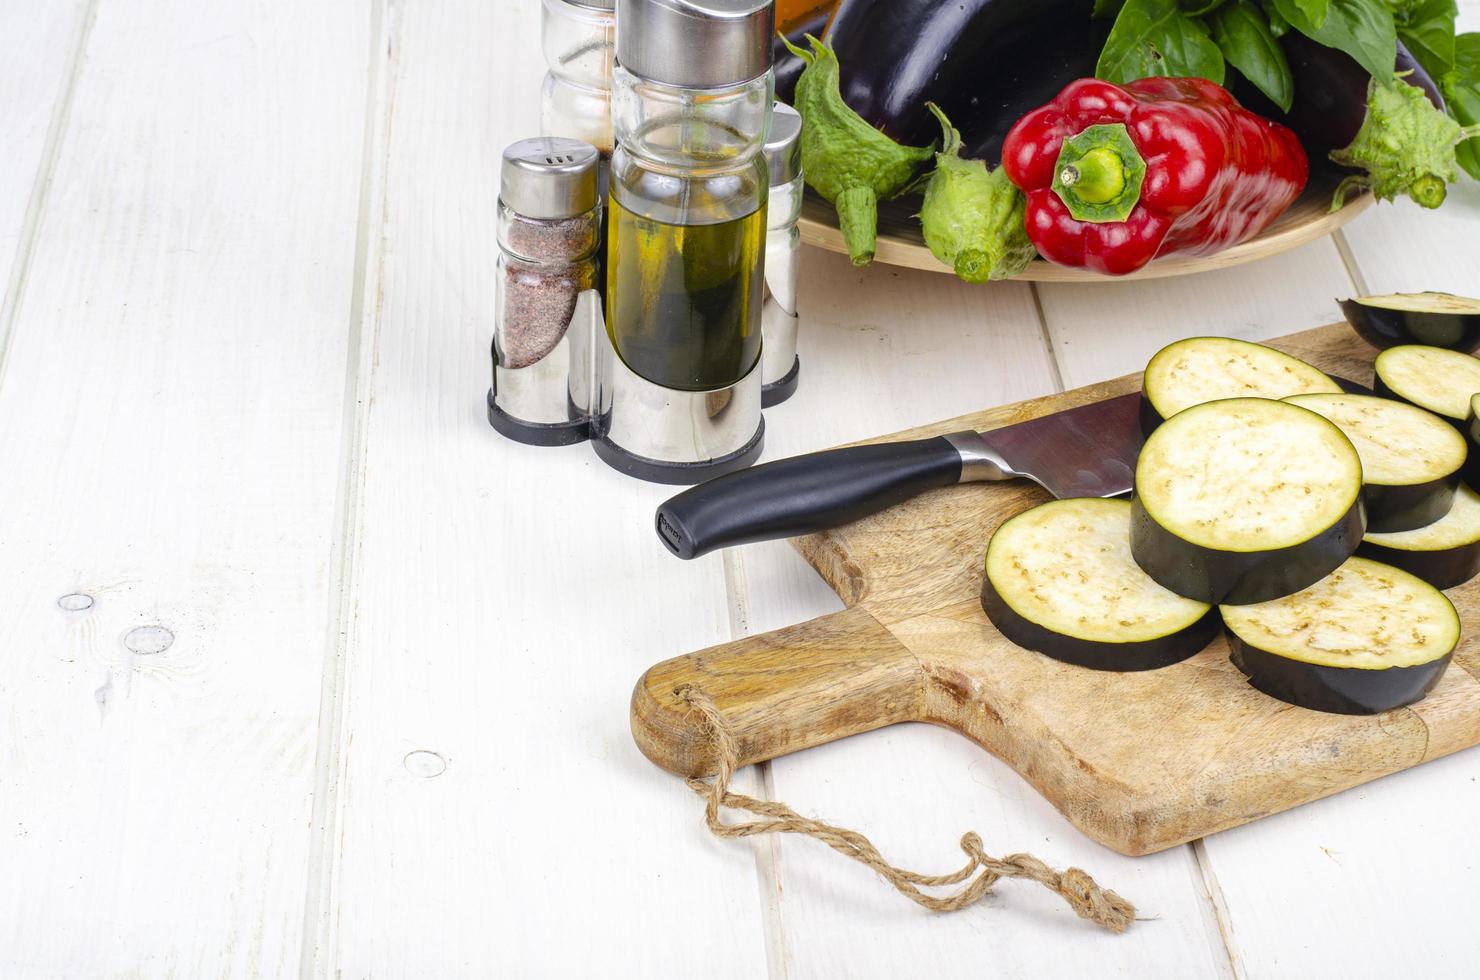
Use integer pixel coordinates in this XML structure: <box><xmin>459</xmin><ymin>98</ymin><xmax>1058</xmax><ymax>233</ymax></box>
<box><xmin>826</xmin><ymin>0</ymin><xmax>1110</xmax><ymax>163</ymax></box>
<box><xmin>1235</xmin><ymin>35</ymin><xmax>1444</xmax><ymax>154</ymax></box>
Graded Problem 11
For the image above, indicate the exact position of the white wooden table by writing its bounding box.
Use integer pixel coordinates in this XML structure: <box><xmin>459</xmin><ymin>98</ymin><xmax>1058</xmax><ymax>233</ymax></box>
<box><xmin>2</xmin><ymin>1</ymin><xmax>1478</xmax><ymax>976</ymax></box>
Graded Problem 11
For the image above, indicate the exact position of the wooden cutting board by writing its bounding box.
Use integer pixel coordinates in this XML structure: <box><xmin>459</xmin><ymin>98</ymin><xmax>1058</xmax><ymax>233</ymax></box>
<box><xmin>630</xmin><ymin>321</ymin><xmax>1480</xmax><ymax>856</ymax></box>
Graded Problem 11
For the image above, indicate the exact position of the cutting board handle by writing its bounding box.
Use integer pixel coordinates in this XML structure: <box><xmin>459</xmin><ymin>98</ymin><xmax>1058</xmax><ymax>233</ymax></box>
<box><xmin>631</xmin><ymin>606</ymin><xmax>926</xmax><ymax>776</ymax></box>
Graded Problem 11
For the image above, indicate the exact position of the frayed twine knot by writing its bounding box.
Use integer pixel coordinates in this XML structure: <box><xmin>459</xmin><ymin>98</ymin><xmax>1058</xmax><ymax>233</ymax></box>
<box><xmin>676</xmin><ymin>685</ymin><xmax>1136</xmax><ymax>934</ymax></box>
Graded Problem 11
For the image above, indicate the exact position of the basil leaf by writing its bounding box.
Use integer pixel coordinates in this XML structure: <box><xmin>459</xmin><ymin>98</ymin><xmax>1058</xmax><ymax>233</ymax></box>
<box><xmin>1282</xmin><ymin>0</ymin><xmax>1332</xmax><ymax>25</ymax></box>
<box><xmin>1213</xmin><ymin>1</ymin><xmax>1295</xmax><ymax>109</ymax></box>
<box><xmin>1386</xmin><ymin>0</ymin><xmax>1457</xmax><ymax>76</ymax></box>
<box><xmin>1442</xmin><ymin>32</ymin><xmax>1480</xmax><ymax>180</ymax></box>
<box><xmin>1268</xmin><ymin>6</ymin><xmax>1293</xmax><ymax>37</ymax></box>
<box><xmin>1273</xmin><ymin>0</ymin><xmax>1399</xmax><ymax>82</ymax></box>
<box><xmin>1095</xmin><ymin>0</ymin><xmax>1127</xmax><ymax>16</ymax></box>
<box><xmin>1097</xmin><ymin>0</ymin><xmax>1227</xmax><ymax>84</ymax></box>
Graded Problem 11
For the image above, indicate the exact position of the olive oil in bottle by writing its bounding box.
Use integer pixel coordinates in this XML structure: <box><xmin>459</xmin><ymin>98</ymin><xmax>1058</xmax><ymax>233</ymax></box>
<box><xmin>605</xmin><ymin>194</ymin><xmax>766</xmax><ymax>392</ymax></box>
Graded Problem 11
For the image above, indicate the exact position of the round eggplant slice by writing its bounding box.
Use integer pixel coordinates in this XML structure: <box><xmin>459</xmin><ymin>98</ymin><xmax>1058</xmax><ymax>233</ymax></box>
<box><xmin>1221</xmin><ymin>557</ymin><xmax>1458</xmax><ymax>715</ymax></box>
<box><xmin>1132</xmin><ymin>398</ymin><xmax>1365</xmax><ymax>605</ymax></box>
<box><xmin>1341</xmin><ymin>292</ymin><xmax>1480</xmax><ymax>352</ymax></box>
<box><xmin>1284</xmin><ymin>393</ymin><xmax>1466</xmax><ymax>533</ymax></box>
<box><xmin>981</xmin><ymin>498</ymin><xmax>1218</xmax><ymax>671</ymax></box>
<box><xmin>1360</xmin><ymin>483</ymin><xmax>1480</xmax><ymax>589</ymax></box>
<box><xmin>1464</xmin><ymin>393</ymin><xmax>1480</xmax><ymax>492</ymax></box>
<box><xmin>1140</xmin><ymin>336</ymin><xmax>1342</xmax><ymax>434</ymax></box>
<box><xmin>1373</xmin><ymin>345</ymin><xmax>1480</xmax><ymax>426</ymax></box>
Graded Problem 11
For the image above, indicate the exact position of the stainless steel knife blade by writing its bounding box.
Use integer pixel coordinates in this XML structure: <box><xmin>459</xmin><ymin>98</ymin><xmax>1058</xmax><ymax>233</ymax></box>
<box><xmin>957</xmin><ymin>391</ymin><xmax>1143</xmax><ymax>499</ymax></box>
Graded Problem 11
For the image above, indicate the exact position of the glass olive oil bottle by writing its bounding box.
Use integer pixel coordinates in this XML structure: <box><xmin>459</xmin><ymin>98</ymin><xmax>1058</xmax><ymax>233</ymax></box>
<box><xmin>605</xmin><ymin>194</ymin><xmax>766</xmax><ymax>391</ymax></box>
<box><xmin>605</xmin><ymin>0</ymin><xmax>775</xmax><ymax>394</ymax></box>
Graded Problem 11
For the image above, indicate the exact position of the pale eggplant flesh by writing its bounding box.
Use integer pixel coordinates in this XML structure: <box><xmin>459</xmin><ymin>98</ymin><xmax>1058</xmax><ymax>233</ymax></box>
<box><xmin>1222</xmin><ymin>557</ymin><xmax>1458</xmax><ymax>715</ymax></box>
<box><xmin>1373</xmin><ymin>345</ymin><xmax>1480</xmax><ymax>426</ymax></box>
<box><xmin>1285</xmin><ymin>393</ymin><xmax>1466</xmax><ymax>534</ymax></box>
<box><xmin>1342</xmin><ymin>293</ymin><xmax>1480</xmax><ymax>353</ymax></box>
<box><xmin>1360</xmin><ymin>483</ymin><xmax>1480</xmax><ymax>590</ymax></box>
<box><xmin>1132</xmin><ymin>399</ymin><xmax>1365</xmax><ymax>605</ymax></box>
<box><xmin>1139</xmin><ymin>336</ymin><xmax>1343</xmax><ymax>434</ymax></box>
<box><xmin>982</xmin><ymin>498</ymin><xmax>1218</xmax><ymax>671</ymax></box>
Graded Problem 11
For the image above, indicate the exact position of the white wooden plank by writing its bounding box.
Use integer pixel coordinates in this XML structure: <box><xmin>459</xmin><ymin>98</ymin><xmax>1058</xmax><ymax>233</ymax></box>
<box><xmin>1037</xmin><ymin>238</ymin><xmax>1357</xmax><ymax>386</ymax></box>
<box><xmin>0</xmin><ymin>1</ymin><xmax>373</xmax><ymax>976</ymax></box>
<box><xmin>1337</xmin><ymin>0</ymin><xmax>1480</xmax><ymax>297</ymax></box>
<box><xmin>0</xmin><ymin>0</ymin><xmax>90</xmax><ymax>302</ymax></box>
<box><xmin>1195</xmin><ymin>5</ymin><xmax>1480</xmax><ymax>973</ymax></box>
<box><xmin>322</xmin><ymin>3</ymin><xmax>770</xmax><ymax>975</ymax></box>
<box><xmin>735</xmin><ymin>257</ymin><xmax>1231</xmax><ymax>977</ymax></box>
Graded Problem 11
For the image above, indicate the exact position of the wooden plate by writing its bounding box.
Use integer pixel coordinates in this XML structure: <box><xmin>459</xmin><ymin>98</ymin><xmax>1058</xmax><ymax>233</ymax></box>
<box><xmin>798</xmin><ymin>168</ymin><xmax>1372</xmax><ymax>282</ymax></box>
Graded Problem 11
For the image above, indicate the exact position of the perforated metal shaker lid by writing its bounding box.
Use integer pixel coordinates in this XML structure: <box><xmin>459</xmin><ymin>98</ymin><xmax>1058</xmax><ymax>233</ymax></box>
<box><xmin>499</xmin><ymin>138</ymin><xmax>601</xmax><ymax>219</ymax></box>
<box><xmin>615</xmin><ymin>0</ymin><xmax>774</xmax><ymax>89</ymax></box>
<box><xmin>763</xmin><ymin>102</ymin><xmax>802</xmax><ymax>185</ymax></box>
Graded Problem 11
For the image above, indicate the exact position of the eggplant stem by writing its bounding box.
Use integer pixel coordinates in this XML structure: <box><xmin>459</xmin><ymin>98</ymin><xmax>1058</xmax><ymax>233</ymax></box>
<box><xmin>835</xmin><ymin>185</ymin><xmax>879</xmax><ymax>266</ymax></box>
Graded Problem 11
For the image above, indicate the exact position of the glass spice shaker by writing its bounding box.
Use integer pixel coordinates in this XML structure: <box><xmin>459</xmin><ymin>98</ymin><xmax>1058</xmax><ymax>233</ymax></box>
<box><xmin>488</xmin><ymin>137</ymin><xmax>603</xmax><ymax>447</ymax></box>
<box><xmin>760</xmin><ymin>101</ymin><xmax>803</xmax><ymax>407</ymax></box>
<box><xmin>540</xmin><ymin>0</ymin><xmax>616</xmax><ymax>154</ymax></box>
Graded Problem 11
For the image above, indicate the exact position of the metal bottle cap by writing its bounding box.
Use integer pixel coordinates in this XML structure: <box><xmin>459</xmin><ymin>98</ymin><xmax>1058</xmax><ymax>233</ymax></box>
<box><xmin>763</xmin><ymin>102</ymin><xmax>802</xmax><ymax>185</ymax></box>
<box><xmin>615</xmin><ymin>0</ymin><xmax>774</xmax><ymax>89</ymax></box>
<box><xmin>499</xmin><ymin>138</ymin><xmax>601</xmax><ymax>219</ymax></box>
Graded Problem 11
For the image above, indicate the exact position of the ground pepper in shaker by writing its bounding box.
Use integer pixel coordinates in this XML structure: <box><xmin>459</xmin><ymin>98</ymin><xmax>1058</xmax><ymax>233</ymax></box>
<box><xmin>489</xmin><ymin>138</ymin><xmax>602</xmax><ymax>446</ymax></box>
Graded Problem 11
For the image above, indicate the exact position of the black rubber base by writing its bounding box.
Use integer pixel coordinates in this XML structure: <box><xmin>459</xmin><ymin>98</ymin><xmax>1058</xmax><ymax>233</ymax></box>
<box><xmin>592</xmin><ymin>419</ymin><xmax>765</xmax><ymax>486</ymax></box>
<box><xmin>761</xmin><ymin>357</ymin><xmax>801</xmax><ymax>408</ymax></box>
<box><xmin>487</xmin><ymin>389</ymin><xmax>589</xmax><ymax>447</ymax></box>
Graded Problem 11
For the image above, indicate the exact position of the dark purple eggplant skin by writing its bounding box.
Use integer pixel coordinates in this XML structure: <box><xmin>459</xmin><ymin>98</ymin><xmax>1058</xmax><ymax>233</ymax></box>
<box><xmin>774</xmin><ymin>10</ymin><xmax>833</xmax><ymax>106</ymax></box>
<box><xmin>1357</xmin><ymin>537</ymin><xmax>1480</xmax><ymax>590</ymax></box>
<box><xmin>1229</xmin><ymin>636</ymin><xmax>1451</xmax><ymax>715</ymax></box>
<box><xmin>825</xmin><ymin>0</ymin><xmax>1109</xmax><ymax>163</ymax></box>
<box><xmin>1341</xmin><ymin>298</ymin><xmax>1480</xmax><ymax>353</ymax></box>
<box><xmin>1234</xmin><ymin>37</ymin><xmax>1444</xmax><ymax>156</ymax></box>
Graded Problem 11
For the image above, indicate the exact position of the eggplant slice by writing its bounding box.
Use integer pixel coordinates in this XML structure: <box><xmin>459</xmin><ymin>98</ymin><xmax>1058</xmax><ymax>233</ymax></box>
<box><xmin>1221</xmin><ymin>557</ymin><xmax>1458</xmax><ymax>715</ymax></box>
<box><xmin>1465</xmin><ymin>393</ymin><xmax>1480</xmax><ymax>492</ymax></box>
<box><xmin>981</xmin><ymin>498</ymin><xmax>1218</xmax><ymax>671</ymax></box>
<box><xmin>1373</xmin><ymin>345</ymin><xmax>1480</xmax><ymax>425</ymax></box>
<box><xmin>1285</xmin><ymin>393</ymin><xmax>1466</xmax><ymax>533</ymax></box>
<box><xmin>1132</xmin><ymin>398</ymin><xmax>1365</xmax><ymax>605</ymax></box>
<box><xmin>1140</xmin><ymin>336</ymin><xmax>1342</xmax><ymax>433</ymax></box>
<box><xmin>1360</xmin><ymin>483</ymin><xmax>1480</xmax><ymax>590</ymax></box>
<box><xmin>1341</xmin><ymin>292</ymin><xmax>1480</xmax><ymax>352</ymax></box>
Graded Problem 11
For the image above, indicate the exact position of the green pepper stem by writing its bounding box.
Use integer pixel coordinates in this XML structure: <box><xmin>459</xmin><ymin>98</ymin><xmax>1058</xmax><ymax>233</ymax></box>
<box><xmin>836</xmin><ymin>185</ymin><xmax>879</xmax><ymax>266</ymax></box>
<box><xmin>1051</xmin><ymin>124</ymin><xmax>1147</xmax><ymax>224</ymax></box>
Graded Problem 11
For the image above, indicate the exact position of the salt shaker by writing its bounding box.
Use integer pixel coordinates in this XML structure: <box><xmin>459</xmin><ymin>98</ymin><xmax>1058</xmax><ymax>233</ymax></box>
<box><xmin>540</xmin><ymin>0</ymin><xmax>615</xmax><ymax>154</ymax></box>
<box><xmin>761</xmin><ymin>102</ymin><xmax>803</xmax><ymax>407</ymax></box>
<box><xmin>488</xmin><ymin>138</ymin><xmax>603</xmax><ymax>447</ymax></box>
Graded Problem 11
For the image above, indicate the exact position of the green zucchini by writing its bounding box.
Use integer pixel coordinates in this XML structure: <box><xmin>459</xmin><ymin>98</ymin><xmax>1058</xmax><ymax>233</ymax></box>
<box><xmin>1140</xmin><ymin>336</ymin><xmax>1342</xmax><ymax>434</ymax></box>
<box><xmin>1360</xmin><ymin>483</ymin><xmax>1480</xmax><ymax>589</ymax></box>
<box><xmin>1341</xmin><ymin>292</ymin><xmax>1480</xmax><ymax>352</ymax></box>
<box><xmin>981</xmin><ymin>498</ymin><xmax>1218</xmax><ymax>671</ymax></box>
<box><xmin>1131</xmin><ymin>398</ymin><xmax>1365</xmax><ymax>605</ymax></box>
<box><xmin>1373</xmin><ymin>345</ymin><xmax>1480</xmax><ymax>426</ymax></box>
<box><xmin>1285</xmin><ymin>393</ymin><xmax>1466</xmax><ymax>533</ymax></box>
<box><xmin>1221</xmin><ymin>557</ymin><xmax>1458</xmax><ymax>715</ymax></box>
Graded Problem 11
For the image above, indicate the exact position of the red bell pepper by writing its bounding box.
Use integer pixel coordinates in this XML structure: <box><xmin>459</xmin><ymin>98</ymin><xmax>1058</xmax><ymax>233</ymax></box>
<box><xmin>1002</xmin><ymin>77</ymin><xmax>1309</xmax><ymax>277</ymax></box>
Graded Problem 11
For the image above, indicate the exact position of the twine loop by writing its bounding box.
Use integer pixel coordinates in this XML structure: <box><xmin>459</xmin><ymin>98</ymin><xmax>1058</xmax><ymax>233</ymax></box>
<box><xmin>676</xmin><ymin>685</ymin><xmax>1136</xmax><ymax>933</ymax></box>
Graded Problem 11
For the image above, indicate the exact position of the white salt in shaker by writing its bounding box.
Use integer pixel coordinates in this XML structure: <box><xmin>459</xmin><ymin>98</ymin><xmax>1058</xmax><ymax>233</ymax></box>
<box><xmin>540</xmin><ymin>0</ymin><xmax>615</xmax><ymax>154</ymax></box>
<box><xmin>761</xmin><ymin>102</ymin><xmax>803</xmax><ymax>407</ymax></box>
<box><xmin>488</xmin><ymin>137</ymin><xmax>602</xmax><ymax>446</ymax></box>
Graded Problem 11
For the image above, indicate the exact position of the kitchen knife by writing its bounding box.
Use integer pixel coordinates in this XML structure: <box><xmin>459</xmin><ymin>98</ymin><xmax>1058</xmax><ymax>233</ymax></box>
<box><xmin>656</xmin><ymin>390</ymin><xmax>1144</xmax><ymax>559</ymax></box>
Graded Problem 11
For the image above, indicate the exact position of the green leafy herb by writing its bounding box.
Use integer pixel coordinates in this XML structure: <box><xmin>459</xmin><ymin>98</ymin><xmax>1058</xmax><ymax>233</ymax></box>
<box><xmin>1212</xmin><ymin>1</ymin><xmax>1296</xmax><ymax>110</ymax></box>
<box><xmin>1442</xmin><ymin>33</ymin><xmax>1480</xmax><ymax>180</ymax></box>
<box><xmin>1272</xmin><ymin>0</ymin><xmax>1399</xmax><ymax>82</ymax></box>
<box><xmin>1094</xmin><ymin>0</ymin><xmax>1127</xmax><ymax>17</ymax></box>
<box><xmin>1267</xmin><ymin>5</ymin><xmax>1293</xmax><ymax>37</ymax></box>
<box><xmin>1286</xmin><ymin>0</ymin><xmax>1332</xmax><ymax>24</ymax></box>
<box><xmin>1098</xmin><ymin>0</ymin><xmax>1227</xmax><ymax>85</ymax></box>
<box><xmin>1386</xmin><ymin>0</ymin><xmax>1457</xmax><ymax>76</ymax></box>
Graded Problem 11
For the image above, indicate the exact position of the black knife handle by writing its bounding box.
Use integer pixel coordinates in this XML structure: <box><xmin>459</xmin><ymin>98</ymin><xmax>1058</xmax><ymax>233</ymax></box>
<box><xmin>655</xmin><ymin>436</ymin><xmax>965</xmax><ymax>559</ymax></box>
